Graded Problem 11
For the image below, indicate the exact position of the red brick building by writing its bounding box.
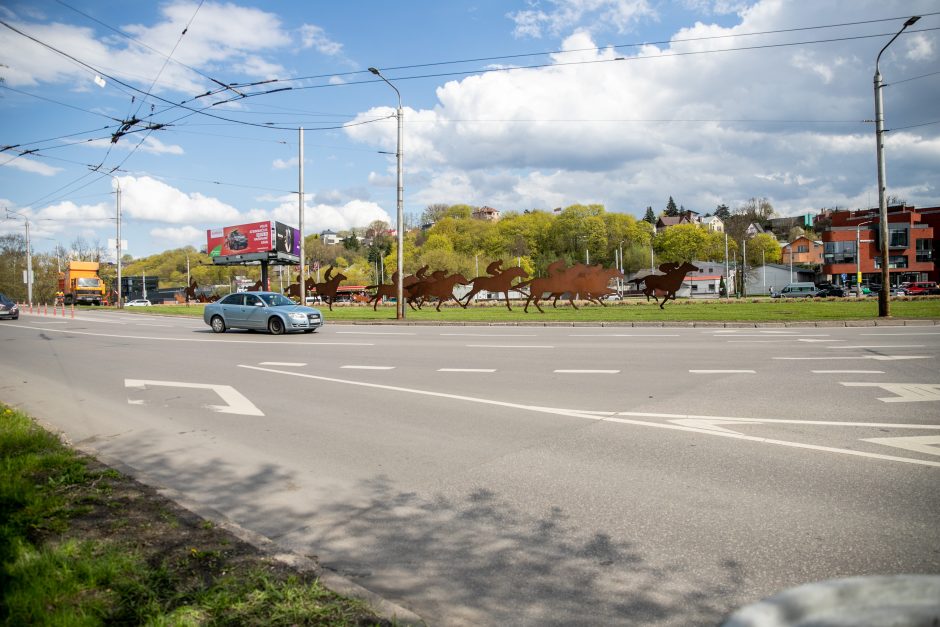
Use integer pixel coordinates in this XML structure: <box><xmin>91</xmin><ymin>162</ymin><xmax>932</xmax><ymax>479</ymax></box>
<box><xmin>820</xmin><ymin>206</ymin><xmax>937</xmax><ymax>287</ymax></box>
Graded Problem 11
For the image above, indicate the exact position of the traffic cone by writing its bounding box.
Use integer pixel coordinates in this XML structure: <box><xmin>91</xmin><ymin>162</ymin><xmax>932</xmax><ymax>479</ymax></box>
<box><xmin>71</xmin><ymin>304</ymin><xmax>75</xmax><ymax>318</ymax></box>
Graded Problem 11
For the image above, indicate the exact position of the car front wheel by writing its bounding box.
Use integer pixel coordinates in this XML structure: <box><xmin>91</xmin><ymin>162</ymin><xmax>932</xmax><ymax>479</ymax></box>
<box><xmin>210</xmin><ymin>315</ymin><xmax>226</xmax><ymax>333</ymax></box>
<box><xmin>268</xmin><ymin>317</ymin><xmax>285</xmax><ymax>335</ymax></box>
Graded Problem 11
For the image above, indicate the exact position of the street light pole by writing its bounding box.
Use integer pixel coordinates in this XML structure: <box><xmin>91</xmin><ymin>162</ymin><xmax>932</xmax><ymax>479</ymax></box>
<box><xmin>115</xmin><ymin>178</ymin><xmax>122</xmax><ymax>308</ymax></box>
<box><xmin>368</xmin><ymin>67</ymin><xmax>405</xmax><ymax>320</ymax></box>
<box><xmin>874</xmin><ymin>15</ymin><xmax>920</xmax><ymax>317</ymax></box>
<box><xmin>856</xmin><ymin>219</ymin><xmax>873</xmax><ymax>296</ymax></box>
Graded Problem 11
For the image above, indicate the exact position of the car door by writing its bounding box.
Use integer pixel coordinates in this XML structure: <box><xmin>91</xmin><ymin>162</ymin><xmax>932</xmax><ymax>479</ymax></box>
<box><xmin>242</xmin><ymin>293</ymin><xmax>268</xmax><ymax>329</ymax></box>
<box><xmin>220</xmin><ymin>293</ymin><xmax>248</xmax><ymax>327</ymax></box>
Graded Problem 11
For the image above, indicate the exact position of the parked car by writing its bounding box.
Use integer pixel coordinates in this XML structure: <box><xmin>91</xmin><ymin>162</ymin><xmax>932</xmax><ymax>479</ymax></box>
<box><xmin>125</xmin><ymin>299</ymin><xmax>152</xmax><ymax>307</ymax></box>
<box><xmin>0</xmin><ymin>293</ymin><xmax>19</xmax><ymax>320</ymax></box>
<box><xmin>203</xmin><ymin>291</ymin><xmax>324</xmax><ymax>335</ymax></box>
<box><xmin>771</xmin><ymin>282</ymin><xmax>818</xmax><ymax>298</ymax></box>
<box><xmin>904</xmin><ymin>281</ymin><xmax>940</xmax><ymax>296</ymax></box>
<box><xmin>813</xmin><ymin>285</ymin><xmax>845</xmax><ymax>297</ymax></box>
<box><xmin>890</xmin><ymin>286</ymin><xmax>907</xmax><ymax>297</ymax></box>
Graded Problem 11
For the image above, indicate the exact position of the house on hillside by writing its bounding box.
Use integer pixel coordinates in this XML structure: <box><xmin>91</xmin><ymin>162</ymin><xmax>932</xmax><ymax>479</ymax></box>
<box><xmin>320</xmin><ymin>230</ymin><xmax>340</xmax><ymax>245</ymax></box>
<box><xmin>701</xmin><ymin>215</ymin><xmax>724</xmax><ymax>232</ymax></box>
<box><xmin>472</xmin><ymin>206</ymin><xmax>500</xmax><ymax>221</ymax></box>
<box><xmin>782</xmin><ymin>236</ymin><xmax>823</xmax><ymax>266</ymax></box>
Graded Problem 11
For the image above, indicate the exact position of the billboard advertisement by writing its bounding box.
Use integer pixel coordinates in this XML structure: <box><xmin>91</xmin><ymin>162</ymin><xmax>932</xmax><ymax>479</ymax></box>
<box><xmin>207</xmin><ymin>221</ymin><xmax>273</xmax><ymax>257</ymax></box>
<box><xmin>274</xmin><ymin>221</ymin><xmax>301</xmax><ymax>256</ymax></box>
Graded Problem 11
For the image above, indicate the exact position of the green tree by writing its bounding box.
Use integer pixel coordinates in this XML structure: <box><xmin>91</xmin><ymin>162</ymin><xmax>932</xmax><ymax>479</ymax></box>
<box><xmin>653</xmin><ymin>223</ymin><xmax>708</xmax><ymax>262</ymax></box>
<box><xmin>643</xmin><ymin>206</ymin><xmax>656</xmax><ymax>224</ymax></box>
<box><xmin>746</xmin><ymin>233</ymin><xmax>782</xmax><ymax>266</ymax></box>
<box><xmin>664</xmin><ymin>196</ymin><xmax>679</xmax><ymax>217</ymax></box>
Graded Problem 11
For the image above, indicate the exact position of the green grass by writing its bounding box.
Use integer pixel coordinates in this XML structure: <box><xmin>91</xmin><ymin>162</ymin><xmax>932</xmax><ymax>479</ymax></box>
<box><xmin>0</xmin><ymin>404</ymin><xmax>385</xmax><ymax>626</ymax></box>
<box><xmin>120</xmin><ymin>297</ymin><xmax>940</xmax><ymax>322</ymax></box>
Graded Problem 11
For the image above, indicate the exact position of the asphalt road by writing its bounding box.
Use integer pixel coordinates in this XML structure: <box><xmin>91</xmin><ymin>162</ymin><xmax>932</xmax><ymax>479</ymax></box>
<box><xmin>2</xmin><ymin>309</ymin><xmax>939</xmax><ymax>625</ymax></box>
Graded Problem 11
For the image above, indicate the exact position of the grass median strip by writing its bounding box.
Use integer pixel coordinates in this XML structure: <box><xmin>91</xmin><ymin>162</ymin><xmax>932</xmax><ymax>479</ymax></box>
<box><xmin>0</xmin><ymin>404</ymin><xmax>389</xmax><ymax>626</ymax></box>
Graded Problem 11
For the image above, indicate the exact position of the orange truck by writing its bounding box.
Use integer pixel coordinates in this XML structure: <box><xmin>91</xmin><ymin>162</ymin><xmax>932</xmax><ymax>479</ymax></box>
<box><xmin>59</xmin><ymin>261</ymin><xmax>106</xmax><ymax>305</ymax></box>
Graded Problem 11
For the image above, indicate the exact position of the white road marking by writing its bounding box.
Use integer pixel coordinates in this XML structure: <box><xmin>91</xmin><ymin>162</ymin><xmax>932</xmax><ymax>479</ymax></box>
<box><xmin>260</xmin><ymin>362</ymin><xmax>307</xmax><ymax>367</ymax></box>
<box><xmin>614</xmin><ymin>411</ymin><xmax>940</xmax><ymax>430</ymax></box>
<box><xmin>669</xmin><ymin>418</ymin><xmax>761</xmax><ymax>434</ymax></box>
<box><xmin>827</xmin><ymin>345</ymin><xmax>924</xmax><ymax>349</ymax></box>
<box><xmin>798</xmin><ymin>338</ymin><xmax>844</xmax><ymax>343</ymax></box>
<box><xmin>466</xmin><ymin>344</ymin><xmax>554</xmax><ymax>348</ymax></box>
<box><xmin>438</xmin><ymin>368</ymin><xmax>497</xmax><ymax>373</ymax></box>
<box><xmin>775</xmin><ymin>355</ymin><xmax>932</xmax><ymax>361</ymax></box>
<box><xmin>238</xmin><ymin>364</ymin><xmax>940</xmax><ymax>468</ymax></box>
<box><xmin>713</xmin><ymin>333</ymin><xmax>828</xmax><ymax>337</ymax></box>
<box><xmin>812</xmin><ymin>370</ymin><xmax>885</xmax><ymax>374</ymax></box>
<box><xmin>336</xmin><ymin>331</ymin><xmax>417</xmax><ymax>335</ymax></box>
<box><xmin>440</xmin><ymin>333</ymin><xmax>537</xmax><ymax>337</ymax></box>
<box><xmin>568</xmin><ymin>334</ymin><xmax>679</xmax><ymax>337</ymax></box>
<box><xmin>841</xmin><ymin>382</ymin><xmax>940</xmax><ymax>403</ymax></box>
<box><xmin>124</xmin><ymin>379</ymin><xmax>264</xmax><ymax>416</ymax></box>
<box><xmin>341</xmin><ymin>365</ymin><xmax>395</xmax><ymax>370</ymax></box>
<box><xmin>861</xmin><ymin>332</ymin><xmax>940</xmax><ymax>335</ymax></box>
<box><xmin>689</xmin><ymin>369</ymin><xmax>756</xmax><ymax>374</ymax></box>
<box><xmin>554</xmin><ymin>369</ymin><xmax>621</xmax><ymax>374</ymax></box>
<box><xmin>728</xmin><ymin>340</ymin><xmax>788</xmax><ymax>343</ymax></box>
<box><xmin>6</xmin><ymin>324</ymin><xmax>373</xmax><ymax>345</ymax></box>
<box><xmin>863</xmin><ymin>435</ymin><xmax>940</xmax><ymax>457</ymax></box>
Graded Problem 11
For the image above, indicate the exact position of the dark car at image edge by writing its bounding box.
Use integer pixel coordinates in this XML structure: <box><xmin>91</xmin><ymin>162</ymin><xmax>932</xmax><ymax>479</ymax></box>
<box><xmin>0</xmin><ymin>293</ymin><xmax>19</xmax><ymax>320</ymax></box>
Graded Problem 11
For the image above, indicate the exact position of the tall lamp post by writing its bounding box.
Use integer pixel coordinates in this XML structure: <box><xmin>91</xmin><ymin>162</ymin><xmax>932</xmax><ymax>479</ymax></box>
<box><xmin>368</xmin><ymin>67</ymin><xmax>405</xmax><ymax>320</ymax></box>
<box><xmin>874</xmin><ymin>15</ymin><xmax>920</xmax><ymax>317</ymax></box>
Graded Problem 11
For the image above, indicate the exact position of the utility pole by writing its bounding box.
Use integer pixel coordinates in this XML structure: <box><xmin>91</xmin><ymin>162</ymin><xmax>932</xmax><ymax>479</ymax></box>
<box><xmin>298</xmin><ymin>127</ymin><xmax>305</xmax><ymax>301</ymax></box>
<box><xmin>116</xmin><ymin>181</ymin><xmax>122</xmax><ymax>308</ymax></box>
<box><xmin>6</xmin><ymin>210</ymin><xmax>33</xmax><ymax>305</ymax></box>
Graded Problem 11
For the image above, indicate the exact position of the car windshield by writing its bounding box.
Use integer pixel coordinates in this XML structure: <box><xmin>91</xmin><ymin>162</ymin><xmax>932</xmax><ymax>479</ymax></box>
<box><xmin>77</xmin><ymin>278</ymin><xmax>101</xmax><ymax>287</ymax></box>
<box><xmin>259</xmin><ymin>293</ymin><xmax>295</xmax><ymax>307</ymax></box>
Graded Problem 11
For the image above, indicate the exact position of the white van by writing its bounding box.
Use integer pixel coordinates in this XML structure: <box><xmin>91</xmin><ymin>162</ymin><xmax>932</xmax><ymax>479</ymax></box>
<box><xmin>772</xmin><ymin>282</ymin><xmax>817</xmax><ymax>298</ymax></box>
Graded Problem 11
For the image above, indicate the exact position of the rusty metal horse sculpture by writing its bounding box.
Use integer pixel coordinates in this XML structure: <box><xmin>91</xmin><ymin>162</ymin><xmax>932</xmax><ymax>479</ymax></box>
<box><xmin>634</xmin><ymin>261</ymin><xmax>699</xmax><ymax>309</ymax></box>
<box><xmin>459</xmin><ymin>265</ymin><xmax>528</xmax><ymax>310</ymax></box>
<box><xmin>311</xmin><ymin>266</ymin><xmax>347</xmax><ymax>311</ymax></box>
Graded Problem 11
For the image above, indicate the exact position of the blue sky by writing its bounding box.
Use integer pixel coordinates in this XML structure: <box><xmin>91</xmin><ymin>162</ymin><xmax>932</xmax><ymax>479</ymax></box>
<box><xmin>1</xmin><ymin>0</ymin><xmax>938</xmax><ymax>258</ymax></box>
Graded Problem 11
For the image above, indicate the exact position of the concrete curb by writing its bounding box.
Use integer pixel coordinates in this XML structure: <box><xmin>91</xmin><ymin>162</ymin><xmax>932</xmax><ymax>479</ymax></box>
<box><xmin>69</xmin><ymin>443</ymin><xmax>426</xmax><ymax>626</ymax></box>
<box><xmin>331</xmin><ymin>318</ymin><xmax>939</xmax><ymax>327</ymax></box>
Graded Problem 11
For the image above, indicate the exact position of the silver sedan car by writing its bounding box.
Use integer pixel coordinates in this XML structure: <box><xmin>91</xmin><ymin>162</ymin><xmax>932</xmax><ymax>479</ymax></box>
<box><xmin>203</xmin><ymin>291</ymin><xmax>324</xmax><ymax>335</ymax></box>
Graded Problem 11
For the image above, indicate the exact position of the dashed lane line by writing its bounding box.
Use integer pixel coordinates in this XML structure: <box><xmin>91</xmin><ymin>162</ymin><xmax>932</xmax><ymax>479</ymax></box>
<box><xmin>775</xmin><ymin>355</ymin><xmax>932</xmax><ymax>361</ymax></box>
<box><xmin>826</xmin><ymin>345</ymin><xmax>925</xmax><ymax>349</ymax></box>
<box><xmin>812</xmin><ymin>370</ymin><xmax>885</xmax><ymax>374</ymax></box>
<box><xmin>237</xmin><ymin>364</ymin><xmax>940</xmax><ymax>468</ymax></box>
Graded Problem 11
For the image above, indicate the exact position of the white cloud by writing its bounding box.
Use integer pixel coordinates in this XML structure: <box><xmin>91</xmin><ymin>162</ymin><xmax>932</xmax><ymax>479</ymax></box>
<box><xmin>299</xmin><ymin>24</ymin><xmax>343</xmax><ymax>55</ymax></box>
<box><xmin>245</xmin><ymin>198</ymin><xmax>391</xmax><ymax>234</ymax></box>
<box><xmin>906</xmin><ymin>34</ymin><xmax>934</xmax><ymax>62</ymax></box>
<box><xmin>116</xmin><ymin>175</ymin><xmax>240</xmax><ymax>223</ymax></box>
<box><xmin>1</xmin><ymin>156</ymin><xmax>62</xmax><ymax>176</ymax></box>
<box><xmin>35</xmin><ymin>200</ymin><xmax>112</xmax><ymax>226</ymax></box>
<box><xmin>150</xmin><ymin>225</ymin><xmax>204</xmax><ymax>246</ymax></box>
<box><xmin>507</xmin><ymin>0</ymin><xmax>656</xmax><ymax>38</ymax></box>
<box><xmin>346</xmin><ymin>1</ymin><xmax>940</xmax><ymax>216</ymax></box>
<box><xmin>273</xmin><ymin>157</ymin><xmax>299</xmax><ymax>170</ymax></box>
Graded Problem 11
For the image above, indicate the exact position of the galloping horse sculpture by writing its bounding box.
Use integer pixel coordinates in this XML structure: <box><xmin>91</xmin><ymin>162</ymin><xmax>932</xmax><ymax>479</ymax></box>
<box><xmin>459</xmin><ymin>265</ymin><xmax>528</xmax><ymax>310</ymax></box>
<box><xmin>410</xmin><ymin>272</ymin><xmax>470</xmax><ymax>311</ymax></box>
<box><xmin>633</xmin><ymin>261</ymin><xmax>699</xmax><ymax>309</ymax></box>
<box><xmin>517</xmin><ymin>260</ymin><xmax>622</xmax><ymax>313</ymax></box>
<box><xmin>311</xmin><ymin>266</ymin><xmax>347</xmax><ymax>311</ymax></box>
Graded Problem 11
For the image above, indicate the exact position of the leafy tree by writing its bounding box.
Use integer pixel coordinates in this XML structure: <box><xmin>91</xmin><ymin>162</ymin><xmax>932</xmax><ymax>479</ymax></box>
<box><xmin>643</xmin><ymin>206</ymin><xmax>656</xmax><ymax>224</ymax></box>
<box><xmin>714</xmin><ymin>204</ymin><xmax>731</xmax><ymax>221</ymax></box>
<box><xmin>664</xmin><ymin>196</ymin><xmax>679</xmax><ymax>217</ymax></box>
<box><xmin>421</xmin><ymin>204</ymin><xmax>450</xmax><ymax>225</ymax></box>
<box><xmin>738</xmin><ymin>197</ymin><xmax>776</xmax><ymax>222</ymax></box>
<box><xmin>746</xmin><ymin>233</ymin><xmax>782</xmax><ymax>265</ymax></box>
<box><xmin>653</xmin><ymin>223</ymin><xmax>708</xmax><ymax>262</ymax></box>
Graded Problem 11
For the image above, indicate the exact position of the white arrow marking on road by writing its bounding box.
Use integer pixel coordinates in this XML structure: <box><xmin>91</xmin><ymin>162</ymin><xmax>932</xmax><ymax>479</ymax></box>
<box><xmin>863</xmin><ymin>436</ymin><xmax>940</xmax><ymax>457</ymax></box>
<box><xmin>124</xmin><ymin>379</ymin><xmax>264</xmax><ymax>416</ymax></box>
<box><xmin>840</xmin><ymin>382</ymin><xmax>940</xmax><ymax>403</ymax></box>
<box><xmin>669</xmin><ymin>418</ymin><xmax>760</xmax><ymax>434</ymax></box>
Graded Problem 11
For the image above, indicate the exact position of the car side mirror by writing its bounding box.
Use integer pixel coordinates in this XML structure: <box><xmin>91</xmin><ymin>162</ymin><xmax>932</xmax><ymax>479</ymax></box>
<box><xmin>254</xmin><ymin>302</ymin><xmax>264</xmax><ymax>307</ymax></box>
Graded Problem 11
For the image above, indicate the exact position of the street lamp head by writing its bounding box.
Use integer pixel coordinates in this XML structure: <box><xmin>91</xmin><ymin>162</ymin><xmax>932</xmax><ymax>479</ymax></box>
<box><xmin>368</xmin><ymin>67</ymin><xmax>380</xmax><ymax>76</ymax></box>
<box><xmin>903</xmin><ymin>16</ymin><xmax>921</xmax><ymax>28</ymax></box>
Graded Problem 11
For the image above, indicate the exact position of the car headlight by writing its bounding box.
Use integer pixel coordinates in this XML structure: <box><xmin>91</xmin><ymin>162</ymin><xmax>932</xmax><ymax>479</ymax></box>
<box><xmin>288</xmin><ymin>312</ymin><xmax>307</xmax><ymax>321</ymax></box>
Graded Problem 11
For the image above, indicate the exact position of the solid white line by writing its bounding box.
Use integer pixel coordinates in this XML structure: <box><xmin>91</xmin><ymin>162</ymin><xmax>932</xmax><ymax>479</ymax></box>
<box><xmin>861</xmin><ymin>332</ymin><xmax>940</xmax><ymax>335</ymax></box>
<box><xmin>812</xmin><ymin>370</ymin><xmax>885</xmax><ymax>374</ymax></box>
<box><xmin>237</xmin><ymin>364</ymin><xmax>940</xmax><ymax>468</ymax></box>
<box><xmin>336</xmin><ymin>331</ymin><xmax>417</xmax><ymax>335</ymax></box>
<box><xmin>554</xmin><ymin>369</ymin><xmax>621</xmax><ymax>373</ymax></box>
<box><xmin>341</xmin><ymin>365</ymin><xmax>395</xmax><ymax>370</ymax></box>
<box><xmin>774</xmin><ymin>356</ymin><xmax>932</xmax><ymax>361</ymax></box>
<box><xmin>260</xmin><ymin>362</ymin><xmax>307</xmax><ymax>367</ymax></box>
<box><xmin>689</xmin><ymin>369</ymin><xmax>756</xmax><ymax>374</ymax></box>
<box><xmin>466</xmin><ymin>344</ymin><xmax>554</xmax><ymax>348</ymax></box>
<box><xmin>438</xmin><ymin>368</ymin><xmax>497</xmax><ymax>373</ymax></box>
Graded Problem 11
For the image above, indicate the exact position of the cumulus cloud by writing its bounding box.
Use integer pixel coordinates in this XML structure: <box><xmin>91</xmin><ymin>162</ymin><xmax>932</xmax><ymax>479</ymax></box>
<box><xmin>115</xmin><ymin>175</ymin><xmax>240</xmax><ymax>223</ymax></box>
<box><xmin>245</xmin><ymin>198</ymin><xmax>392</xmax><ymax>234</ymax></box>
<box><xmin>35</xmin><ymin>200</ymin><xmax>112</xmax><ymax>226</ymax></box>
<box><xmin>273</xmin><ymin>157</ymin><xmax>299</xmax><ymax>170</ymax></box>
<box><xmin>346</xmin><ymin>1</ymin><xmax>940</xmax><ymax>216</ymax></box>
<box><xmin>150</xmin><ymin>225</ymin><xmax>205</xmax><ymax>247</ymax></box>
<box><xmin>300</xmin><ymin>24</ymin><xmax>343</xmax><ymax>55</ymax></box>
<box><xmin>1</xmin><ymin>157</ymin><xmax>62</xmax><ymax>176</ymax></box>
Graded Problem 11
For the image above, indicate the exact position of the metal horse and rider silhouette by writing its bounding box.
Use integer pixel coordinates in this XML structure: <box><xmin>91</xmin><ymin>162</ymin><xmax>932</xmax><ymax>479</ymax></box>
<box><xmin>186</xmin><ymin>259</ymin><xmax>698</xmax><ymax>312</ymax></box>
